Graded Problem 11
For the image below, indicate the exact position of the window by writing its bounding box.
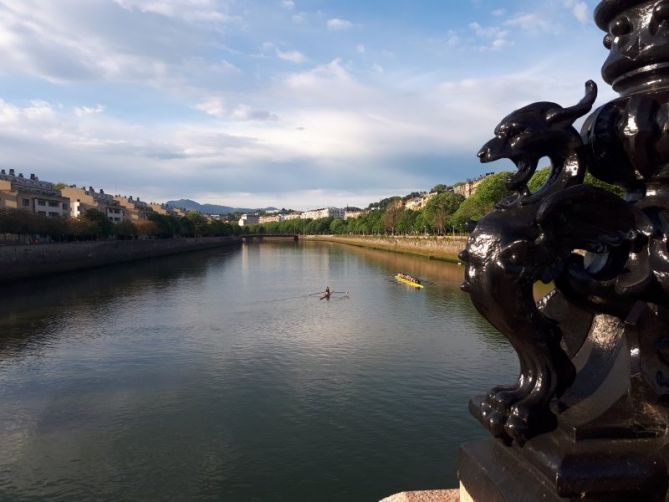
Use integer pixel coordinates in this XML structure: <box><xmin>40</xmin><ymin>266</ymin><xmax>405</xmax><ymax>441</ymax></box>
<box><xmin>37</xmin><ymin>199</ymin><xmax>46</xmax><ymax>206</ymax></box>
<box><xmin>48</xmin><ymin>212</ymin><xmax>58</xmax><ymax>217</ymax></box>
<box><xmin>62</xmin><ymin>204</ymin><xmax>68</xmax><ymax>210</ymax></box>
<box><xmin>22</xmin><ymin>199</ymin><xmax>30</xmax><ymax>207</ymax></box>
<box><xmin>48</xmin><ymin>201</ymin><xmax>59</xmax><ymax>207</ymax></box>
<box><xmin>37</xmin><ymin>211</ymin><xmax>46</xmax><ymax>216</ymax></box>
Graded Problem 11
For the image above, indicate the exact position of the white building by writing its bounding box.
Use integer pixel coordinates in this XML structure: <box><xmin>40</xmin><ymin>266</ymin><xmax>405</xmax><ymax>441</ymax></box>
<box><xmin>283</xmin><ymin>212</ymin><xmax>302</xmax><ymax>220</ymax></box>
<box><xmin>238</xmin><ymin>214</ymin><xmax>260</xmax><ymax>226</ymax></box>
<box><xmin>344</xmin><ymin>210</ymin><xmax>365</xmax><ymax>220</ymax></box>
<box><xmin>259</xmin><ymin>214</ymin><xmax>282</xmax><ymax>224</ymax></box>
<box><xmin>301</xmin><ymin>207</ymin><xmax>344</xmax><ymax>220</ymax></box>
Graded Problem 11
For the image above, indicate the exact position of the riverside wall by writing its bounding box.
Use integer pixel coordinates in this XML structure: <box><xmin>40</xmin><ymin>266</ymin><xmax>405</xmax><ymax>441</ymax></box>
<box><xmin>302</xmin><ymin>235</ymin><xmax>467</xmax><ymax>262</ymax></box>
<box><xmin>0</xmin><ymin>236</ymin><xmax>241</xmax><ymax>282</ymax></box>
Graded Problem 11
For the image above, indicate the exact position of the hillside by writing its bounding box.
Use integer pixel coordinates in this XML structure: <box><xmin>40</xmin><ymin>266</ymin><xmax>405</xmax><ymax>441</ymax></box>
<box><xmin>165</xmin><ymin>199</ymin><xmax>277</xmax><ymax>215</ymax></box>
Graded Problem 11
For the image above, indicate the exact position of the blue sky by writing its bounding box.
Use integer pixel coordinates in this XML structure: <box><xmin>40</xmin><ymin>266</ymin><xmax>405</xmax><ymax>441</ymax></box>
<box><xmin>0</xmin><ymin>0</ymin><xmax>611</xmax><ymax>209</ymax></box>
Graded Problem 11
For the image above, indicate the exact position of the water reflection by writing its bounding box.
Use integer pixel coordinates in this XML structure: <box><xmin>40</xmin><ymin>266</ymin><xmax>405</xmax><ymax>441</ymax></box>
<box><xmin>0</xmin><ymin>241</ymin><xmax>517</xmax><ymax>501</ymax></box>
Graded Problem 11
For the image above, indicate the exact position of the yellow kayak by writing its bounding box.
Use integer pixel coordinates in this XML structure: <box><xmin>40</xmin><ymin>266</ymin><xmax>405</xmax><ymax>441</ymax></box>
<box><xmin>395</xmin><ymin>274</ymin><xmax>423</xmax><ymax>288</ymax></box>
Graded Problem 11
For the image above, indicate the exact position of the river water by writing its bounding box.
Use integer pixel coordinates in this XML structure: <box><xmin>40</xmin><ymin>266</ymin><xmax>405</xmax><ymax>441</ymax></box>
<box><xmin>0</xmin><ymin>240</ymin><xmax>518</xmax><ymax>501</ymax></box>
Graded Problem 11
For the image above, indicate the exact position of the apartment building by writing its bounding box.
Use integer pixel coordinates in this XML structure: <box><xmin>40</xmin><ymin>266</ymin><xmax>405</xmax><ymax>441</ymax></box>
<box><xmin>301</xmin><ymin>207</ymin><xmax>344</xmax><ymax>220</ymax></box>
<box><xmin>238</xmin><ymin>214</ymin><xmax>260</xmax><ymax>226</ymax></box>
<box><xmin>0</xmin><ymin>169</ymin><xmax>69</xmax><ymax>218</ymax></box>
<box><xmin>282</xmin><ymin>212</ymin><xmax>302</xmax><ymax>221</ymax></box>
<box><xmin>344</xmin><ymin>210</ymin><xmax>365</xmax><ymax>220</ymax></box>
<box><xmin>453</xmin><ymin>173</ymin><xmax>494</xmax><ymax>199</ymax></box>
<box><xmin>259</xmin><ymin>214</ymin><xmax>282</xmax><ymax>224</ymax></box>
<box><xmin>114</xmin><ymin>195</ymin><xmax>153</xmax><ymax>222</ymax></box>
<box><xmin>149</xmin><ymin>203</ymin><xmax>171</xmax><ymax>216</ymax></box>
<box><xmin>61</xmin><ymin>185</ymin><xmax>127</xmax><ymax>223</ymax></box>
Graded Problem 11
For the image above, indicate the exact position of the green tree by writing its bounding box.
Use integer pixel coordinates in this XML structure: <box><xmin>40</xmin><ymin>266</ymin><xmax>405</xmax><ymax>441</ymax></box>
<box><xmin>430</xmin><ymin>183</ymin><xmax>449</xmax><ymax>193</ymax></box>
<box><xmin>423</xmin><ymin>192</ymin><xmax>465</xmax><ymax>234</ymax></box>
<box><xmin>186</xmin><ymin>212</ymin><xmax>208</xmax><ymax>236</ymax></box>
<box><xmin>450</xmin><ymin>171</ymin><xmax>512</xmax><ymax>229</ymax></box>
<box><xmin>329</xmin><ymin>218</ymin><xmax>345</xmax><ymax>234</ymax></box>
<box><xmin>528</xmin><ymin>167</ymin><xmax>624</xmax><ymax>197</ymax></box>
<box><xmin>84</xmin><ymin>208</ymin><xmax>113</xmax><ymax>238</ymax></box>
<box><xmin>383</xmin><ymin>198</ymin><xmax>403</xmax><ymax>234</ymax></box>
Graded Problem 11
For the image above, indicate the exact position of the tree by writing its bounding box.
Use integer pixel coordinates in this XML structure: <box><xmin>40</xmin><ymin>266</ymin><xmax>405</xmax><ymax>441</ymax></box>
<box><xmin>186</xmin><ymin>212</ymin><xmax>208</xmax><ymax>236</ymax></box>
<box><xmin>329</xmin><ymin>218</ymin><xmax>345</xmax><ymax>234</ymax></box>
<box><xmin>528</xmin><ymin>167</ymin><xmax>624</xmax><ymax>197</ymax></box>
<box><xmin>383</xmin><ymin>198</ymin><xmax>403</xmax><ymax>234</ymax></box>
<box><xmin>450</xmin><ymin>171</ymin><xmax>512</xmax><ymax>230</ymax></box>
<box><xmin>430</xmin><ymin>183</ymin><xmax>449</xmax><ymax>193</ymax></box>
<box><xmin>83</xmin><ymin>208</ymin><xmax>113</xmax><ymax>238</ymax></box>
<box><xmin>423</xmin><ymin>192</ymin><xmax>465</xmax><ymax>234</ymax></box>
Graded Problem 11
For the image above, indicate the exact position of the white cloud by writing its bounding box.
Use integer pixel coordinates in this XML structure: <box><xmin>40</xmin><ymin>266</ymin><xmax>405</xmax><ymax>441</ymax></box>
<box><xmin>74</xmin><ymin>104</ymin><xmax>105</xmax><ymax>117</ymax></box>
<box><xmin>113</xmin><ymin>0</ymin><xmax>241</xmax><ymax>23</ymax></box>
<box><xmin>327</xmin><ymin>18</ymin><xmax>353</xmax><ymax>31</ymax></box>
<box><xmin>195</xmin><ymin>98</ymin><xmax>277</xmax><ymax>121</ymax></box>
<box><xmin>504</xmin><ymin>13</ymin><xmax>553</xmax><ymax>33</ymax></box>
<box><xmin>356</xmin><ymin>44</ymin><xmax>366</xmax><ymax>54</ymax></box>
<box><xmin>292</xmin><ymin>12</ymin><xmax>306</xmax><ymax>24</ymax></box>
<box><xmin>276</xmin><ymin>49</ymin><xmax>306</xmax><ymax>63</ymax></box>
<box><xmin>0</xmin><ymin>0</ymin><xmax>241</xmax><ymax>93</ymax></box>
<box><xmin>281</xmin><ymin>0</ymin><xmax>295</xmax><ymax>9</ymax></box>
<box><xmin>195</xmin><ymin>97</ymin><xmax>227</xmax><ymax>117</ymax></box>
<box><xmin>469</xmin><ymin>22</ymin><xmax>510</xmax><ymax>51</ymax></box>
<box><xmin>445</xmin><ymin>31</ymin><xmax>460</xmax><ymax>48</ymax></box>
<box><xmin>571</xmin><ymin>1</ymin><xmax>589</xmax><ymax>23</ymax></box>
<box><xmin>491</xmin><ymin>9</ymin><xmax>506</xmax><ymax>17</ymax></box>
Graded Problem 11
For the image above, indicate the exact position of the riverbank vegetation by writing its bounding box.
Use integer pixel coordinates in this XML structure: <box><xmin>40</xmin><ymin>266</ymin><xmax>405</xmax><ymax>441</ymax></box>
<box><xmin>0</xmin><ymin>208</ymin><xmax>243</xmax><ymax>243</ymax></box>
<box><xmin>247</xmin><ymin>168</ymin><xmax>623</xmax><ymax>236</ymax></box>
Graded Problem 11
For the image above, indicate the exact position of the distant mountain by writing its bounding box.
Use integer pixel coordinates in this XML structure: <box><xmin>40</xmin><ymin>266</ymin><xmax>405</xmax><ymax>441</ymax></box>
<box><xmin>165</xmin><ymin>199</ymin><xmax>277</xmax><ymax>215</ymax></box>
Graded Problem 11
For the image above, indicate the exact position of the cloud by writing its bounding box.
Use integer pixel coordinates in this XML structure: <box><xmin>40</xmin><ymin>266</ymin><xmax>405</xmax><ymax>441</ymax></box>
<box><xmin>0</xmin><ymin>0</ymin><xmax>614</xmax><ymax>209</ymax></box>
<box><xmin>113</xmin><ymin>0</ymin><xmax>241</xmax><ymax>24</ymax></box>
<box><xmin>491</xmin><ymin>9</ymin><xmax>506</xmax><ymax>17</ymax></box>
<box><xmin>469</xmin><ymin>22</ymin><xmax>511</xmax><ymax>50</ymax></box>
<box><xmin>281</xmin><ymin>0</ymin><xmax>295</xmax><ymax>9</ymax></box>
<box><xmin>292</xmin><ymin>12</ymin><xmax>306</xmax><ymax>24</ymax></box>
<box><xmin>195</xmin><ymin>98</ymin><xmax>277</xmax><ymax>121</ymax></box>
<box><xmin>564</xmin><ymin>0</ymin><xmax>589</xmax><ymax>23</ymax></box>
<box><xmin>74</xmin><ymin>105</ymin><xmax>105</xmax><ymax>117</ymax></box>
<box><xmin>504</xmin><ymin>13</ymin><xmax>553</xmax><ymax>33</ymax></box>
<box><xmin>0</xmin><ymin>0</ymin><xmax>241</xmax><ymax>95</ymax></box>
<box><xmin>327</xmin><ymin>18</ymin><xmax>353</xmax><ymax>31</ymax></box>
<box><xmin>276</xmin><ymin>49</ymin><xmax>306</xmax><ymax>63</ymax></box>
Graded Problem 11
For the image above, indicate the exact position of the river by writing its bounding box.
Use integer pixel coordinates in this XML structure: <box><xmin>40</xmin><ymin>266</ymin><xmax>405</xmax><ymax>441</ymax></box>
<box><xmin>0</xmin><ymin>240</ymin><xmax>518</xmax><ymax>501</ymax></box>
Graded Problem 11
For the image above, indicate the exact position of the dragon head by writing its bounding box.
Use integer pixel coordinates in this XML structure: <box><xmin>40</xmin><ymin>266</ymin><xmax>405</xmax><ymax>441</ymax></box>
<box><xmin>477</xmin><ymin>81</ymin><xmax>597</xmax><ymax>194</ymax></box>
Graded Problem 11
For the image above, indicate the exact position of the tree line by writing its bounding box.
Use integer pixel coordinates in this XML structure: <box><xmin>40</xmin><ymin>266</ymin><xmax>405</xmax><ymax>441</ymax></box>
<box><xmin>246</xmin><ymin>169</ymin><xmax>623</xmax><ymax>236</ymax></box>
<box><xmin>2</xmin><ymin>168</ymin><xmax>623</xmax><ymax>242</ymax></box>
<box><xmin>0</xmin><ymin>208</ymin><xmax>243</xmax><ymax>242</ymax></box>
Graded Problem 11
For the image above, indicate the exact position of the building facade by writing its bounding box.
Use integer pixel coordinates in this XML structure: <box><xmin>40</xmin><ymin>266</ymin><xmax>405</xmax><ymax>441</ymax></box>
<box><xmin>301</xmin><ymin>207</ymin><xmax>344</xmax><ymax>220</ymax></box>
<box><xmin>61</xmin><ymin>186</ymin><xmax>127</xmax><ymax>223</ymax></box>
<box><xmin>0</xmin><ymin>169</ymin><xmax>69</xmax><ymax>218</ymax></box>
<box><xmin>259</xmin><ymin>214</ymin><xmax>282</xmax><ymax>224</ymax></box>
<box><xmin>238</xmin><ymin>214</ymin><xmax>260</xmax><ymax>226</ymax></box>
<box><xmin>114</xmin><ymin>195</ymin><xmax>153</xmax><ymax>222</ymax></box>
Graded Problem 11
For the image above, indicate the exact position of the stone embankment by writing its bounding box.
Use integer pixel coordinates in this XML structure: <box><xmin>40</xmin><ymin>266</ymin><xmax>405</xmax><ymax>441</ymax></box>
<box><xmin>0</xmin><ymin>236</ymin><xmax>240</xmax><ymax>282</ymax></box>
<box><xmin>302</xmin><ymin>235</ymin><xmax>467</xmax><ymax>262</ymax></box>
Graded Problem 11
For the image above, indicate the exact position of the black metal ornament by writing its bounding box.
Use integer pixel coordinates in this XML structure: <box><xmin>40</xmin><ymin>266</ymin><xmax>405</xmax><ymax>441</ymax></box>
<box><xmin>460</xmin><ymin>1</ymin><xmax>669</xmax><ymax>499</ymax></box>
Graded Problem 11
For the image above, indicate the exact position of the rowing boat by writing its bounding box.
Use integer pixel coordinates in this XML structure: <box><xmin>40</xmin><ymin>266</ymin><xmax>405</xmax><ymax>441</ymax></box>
<box><xmin>395</xmin><ymin>274</ymin><xmax>423</xmax><ymax>289</ymax></box>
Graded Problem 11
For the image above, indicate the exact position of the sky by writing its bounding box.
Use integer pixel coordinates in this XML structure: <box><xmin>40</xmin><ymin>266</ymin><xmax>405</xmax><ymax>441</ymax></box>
<box><xmin>0</xmin><ymin>0</ymin><xmax>614</xmax><ymax>210</ymax></box>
